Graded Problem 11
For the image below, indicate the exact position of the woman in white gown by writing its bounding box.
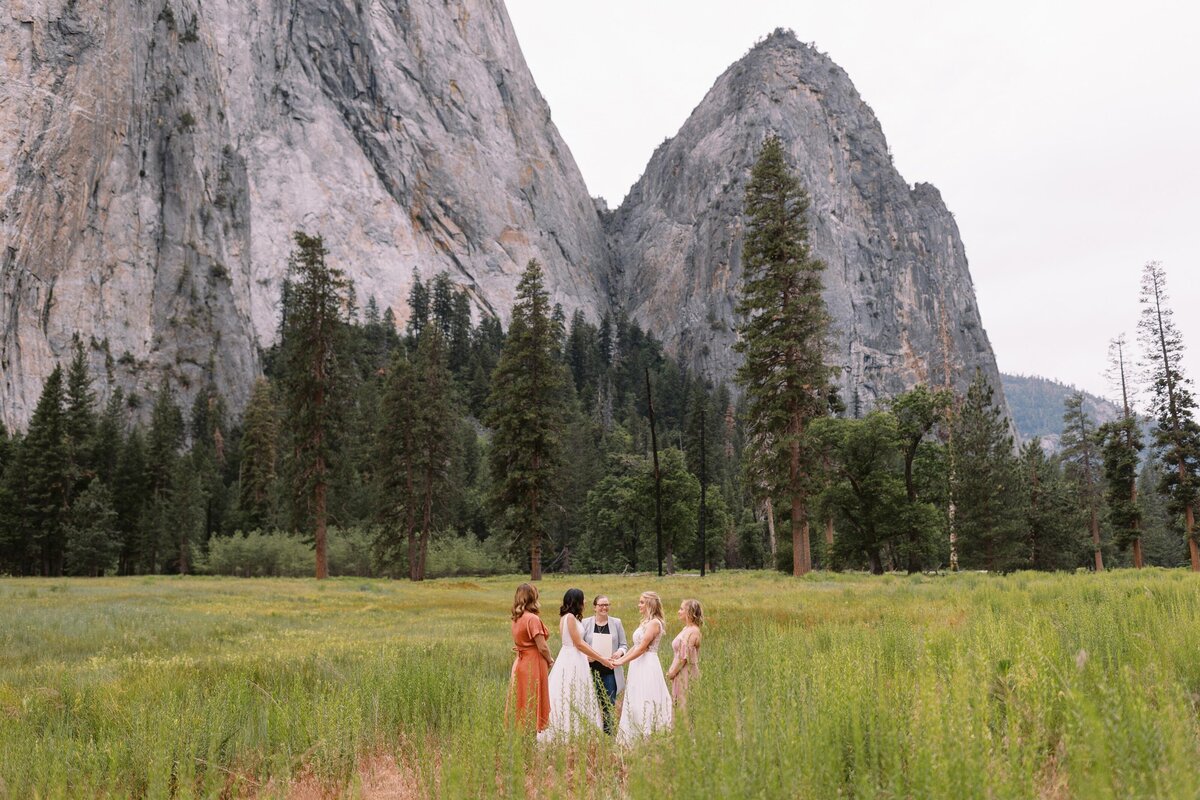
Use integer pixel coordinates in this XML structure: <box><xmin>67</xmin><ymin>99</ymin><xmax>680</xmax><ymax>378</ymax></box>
<box><xmin>538</xmin><ymin>588</ymin><xmax>613</xmax><ymax>743</ymax></box>
<box><xmin>612</xmin><ymin>591</ymin><xmax>673</xmax><ymax>744</ymax></box>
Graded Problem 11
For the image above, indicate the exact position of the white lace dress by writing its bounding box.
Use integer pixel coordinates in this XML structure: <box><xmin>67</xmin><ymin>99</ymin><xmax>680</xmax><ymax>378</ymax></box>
<box><xmin>538</xmin><ymin>615</ymin><xmax>603</xmax><ymax>743</ymax></box>
<box><xmin>617</xmin><ymin>619</ymin><xmax>673</xmax><ymax>744</ymax></box>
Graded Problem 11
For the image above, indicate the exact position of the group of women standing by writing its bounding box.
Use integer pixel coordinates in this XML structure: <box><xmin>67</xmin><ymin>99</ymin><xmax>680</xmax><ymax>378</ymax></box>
<box><xmin>507</xmin><ymin>583</ymin><xmax>703</xmax><ymax>744</ymax></box>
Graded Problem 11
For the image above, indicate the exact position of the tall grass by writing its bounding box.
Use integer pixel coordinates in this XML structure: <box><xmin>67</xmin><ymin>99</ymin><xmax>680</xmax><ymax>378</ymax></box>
<box><xmin>1</xmin><ymin>571</ymin><xmax>1199</xmax><ymax>798</ymax></box>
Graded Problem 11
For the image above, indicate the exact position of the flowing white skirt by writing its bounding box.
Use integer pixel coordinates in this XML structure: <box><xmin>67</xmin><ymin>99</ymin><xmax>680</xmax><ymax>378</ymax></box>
<box><xmin>537</xmin><ymin>645</ymin><xmax>602</xmax><ymax>743</ymax></box>
<box><xmin>617</xmin><ymin>650</ymin><xmax>673</xmax><ymax>744</ymax></box>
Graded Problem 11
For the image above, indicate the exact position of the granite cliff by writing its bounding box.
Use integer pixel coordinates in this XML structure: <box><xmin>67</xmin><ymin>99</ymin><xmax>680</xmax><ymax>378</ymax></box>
<box><xmin>610</xmin><ymin>30</ymin><xmax>1004</xmax><ymax>409</ymax></box>
<box><xmin>1</xmin><ymin>0</ymin><xmax>607</xmax><ymax>424</ymax></box>
<box><xmin>2</xmin><ymin>6</ymin><xmax>1004</xmax><ymax>427</ymax></box>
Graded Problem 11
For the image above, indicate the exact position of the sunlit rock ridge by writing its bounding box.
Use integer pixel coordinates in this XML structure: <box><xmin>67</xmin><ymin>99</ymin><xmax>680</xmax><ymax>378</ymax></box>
<box><xmin>0</xmin><ymin>5</ymin><xmax>1002</xmax><ymax>426</ymax></box>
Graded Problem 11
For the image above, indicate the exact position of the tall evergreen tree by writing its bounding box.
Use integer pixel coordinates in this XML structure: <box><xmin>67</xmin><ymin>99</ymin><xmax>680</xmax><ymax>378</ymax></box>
<box><xmin>1018</xmin><ymin>442</ymin><xmax>1082</xmax><ymax>570</ymax></box>
<box><xmin>431</xmin><ymin>273</ymin><xmax>456</xmax><ymax>336</ymax></box>
<box><xmin>485</xmin><ymin>260</ymin><xmax>568</xmax><ymax>580</ymax></box>
<box><xmin>93</xmin><ymin>390</ymin><xmax>126</xmax><ymax>486</ymax></box>
<box><xmin>112</xmin><ymin>428</ymin><xmax>149</xmax><ymax>573</ymax></box>
<box><xmin>1106</xmin><ymin>335</ymin><xmax>1145</xmax><ymax>565</ymax></box>
<box><xmin>411</xmin><ymin>327</ymin><xmax>459</xmax><ymax>580</ymax></box>
<box><xmin>1137</xmin><ymin>261</ymin><xmax>1200</xmax><ymax>570</ymax></box>
<box><xmin>144</xmin><ymin>380</ymin><xmax>184</xmax><ymax>572</ymax></box>
<box><xmin>190</xmin><ymin>386</ymin><xmax>230</xmax><ymax>545</ymax></box>
<box><xmin>406</xmin><ymin>270</ymin><xmax>430</xmax><ymax>344</ymax></box>
<box><xmin>376</xmin><ymin>350</ymin><xmax>421</xmax><ymax>576</ymax></box>
<box><xmin>238</xmin><ymin>378</ymin><xmax>279</xmax><ymax>531</ymax></box>
<box><xmin>1060</xmin><ymin>391</ymin><xmax>1106</xmax><ymax>570</ymax></box>
<box><xmin>0</xmin><ymin>422</ymin><xmax>21</xmax><ymax>572</ymax></box>
<box><xmin>64</xmin><ymin>337</ymin><xmax>97</xmax><ymax>498</ymax></box>
<box><xmin>1138</xmin><ymin>453</ymin><xmax>1187</xmax><ymax>566</ymax></box>
<box><xmin>171</xmin><ymin>454</ymin><xmax>205</xmax><ymax>574</ymax></box>
<box><xmin>1098</xmin><ymin>416</ymin><xmax>1143</xmax><ymax>562</ymax></box>
<box><xmin>23</xmin><ymin>365</ymin><xmax>71</xmax><ymax>575</ymax></box>
<box><xmin>63</xmin><ymin>478</ymin><xmax>118</xmax><ymax>576</ymax></box>
<box><xmin>734</xmin><ymin>135</ymin><xmax>834</xmax><ymax>576</ymax></box>
<box><xmin>280</xmin><ymin>231</ymin><xmax>351</xmax><ymax>579</ymax></box>
<box><xmin>952</xmin><ymin>371</ymin><xmax>1023</xmax><ymax>571</ymax></box>
<box><xmin>449</xmin><ymin>291</ymin><xmax>473</xmax><ymax>376</ymax></box>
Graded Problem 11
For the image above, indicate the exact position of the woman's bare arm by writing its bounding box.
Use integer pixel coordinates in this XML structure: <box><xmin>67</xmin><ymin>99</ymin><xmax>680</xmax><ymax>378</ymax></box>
<box><xmin>534</xmin><ymin>632</ymin><xmax>553</xmax><ymax>668</ymax></box>
<box><xmin>614</xmin><ymin>620</ymin><xmax>661</xmax><ymax>666</ymax></box>
<box><xmin>666</xmin><ymin>650</ymin><xmax>683</xmax><ymax>680</ymax></box>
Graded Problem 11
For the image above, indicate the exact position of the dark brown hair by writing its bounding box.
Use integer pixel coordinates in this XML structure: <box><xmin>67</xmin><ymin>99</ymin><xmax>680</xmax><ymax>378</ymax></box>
<box><xmin>559</xmin><ymin>588</ymin><xmax>585</xmax><ymax>620</ymax></box>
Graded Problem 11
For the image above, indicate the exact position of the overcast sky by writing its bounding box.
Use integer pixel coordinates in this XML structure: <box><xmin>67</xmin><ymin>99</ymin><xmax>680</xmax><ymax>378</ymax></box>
<box><xmin>505</xmin><ymin>0</ymin><xmax>1199</xmax><ymax>407</ymax></box>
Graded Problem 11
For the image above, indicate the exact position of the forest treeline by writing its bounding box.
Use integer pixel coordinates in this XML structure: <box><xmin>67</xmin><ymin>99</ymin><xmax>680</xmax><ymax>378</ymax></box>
<box><xmin>1</xmin><ymin>143</ymin><xmax>1196</xmax><ymax>579</ymax></box>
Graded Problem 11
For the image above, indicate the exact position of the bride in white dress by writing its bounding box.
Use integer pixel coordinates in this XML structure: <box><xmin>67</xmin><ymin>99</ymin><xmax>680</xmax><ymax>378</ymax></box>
<box><xmin>613</xmin><ymin>591</ymin><xmax>673</xmax><ymax>744</ymax></box>
<box><xmin>538</xmin><ymin>588</ymin><xmax>613</xmax><ymax>743</ymax></box>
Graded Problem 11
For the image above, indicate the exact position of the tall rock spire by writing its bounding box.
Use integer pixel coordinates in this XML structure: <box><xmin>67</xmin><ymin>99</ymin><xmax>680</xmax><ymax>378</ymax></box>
<box><xmin>608</xmin><ymin>29</ymin><xmax>1005</xmax><ymax>411</ymax></box>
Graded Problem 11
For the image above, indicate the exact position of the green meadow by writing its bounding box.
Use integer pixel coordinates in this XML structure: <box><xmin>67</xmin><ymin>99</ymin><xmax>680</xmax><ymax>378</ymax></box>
<box><xmin>3</xmin><ymin>570</ymin><xmax>1200</xmax><ymax>798</ymax></box>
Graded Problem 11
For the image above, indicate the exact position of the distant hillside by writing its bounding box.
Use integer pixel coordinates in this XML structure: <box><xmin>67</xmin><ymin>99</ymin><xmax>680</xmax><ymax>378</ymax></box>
<box><xmin>1000</xmin><ymin>373</ymin><xmax>1122</xmax><ymax>450</ymax></box>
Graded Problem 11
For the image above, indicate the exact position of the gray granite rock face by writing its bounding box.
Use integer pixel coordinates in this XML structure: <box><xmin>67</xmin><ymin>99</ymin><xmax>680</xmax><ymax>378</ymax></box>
<box><xmin>1</xmin><ymin>13</ymin><xmax>1006</xmax><ymax>429</ymax></box>
<box><xmin>608</xmin><ymin>30</ymin><xmax>1007</xmax><ymax>413</ymax></box>
<box><xmin>0</xmin><ymin>0</ymin><xmax>608</xmax><ymax>426</ymax></box>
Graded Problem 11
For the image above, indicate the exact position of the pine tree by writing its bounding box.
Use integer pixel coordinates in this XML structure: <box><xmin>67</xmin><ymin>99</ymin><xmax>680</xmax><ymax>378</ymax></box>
<box><xmin>583</xmin><ymin>442</ymin><xmax>646</xmax><ymax>573</ymax></box>
<box><xmin>374</xmin><ymin>327</ymin><xmax>460</xmax><ymax>579</ymax></box>
<box><xmin>734</xmin><ymin>135</ymin><xmax>834</xmax><ymax>576</ymax></box>
<box><xmin>1098</xmin><ymin>416</ymin><xmax>1143</xmax><ymax>561</ymax></box>
<box><xmin>1060</xmin><ymin>391</ymin><xmax>1106</xmax><ymax>570</ymax></box>
<box><xmin>953</xmin><ymin>371</ymin><xmax>1023</xmax><ymax>571</ymax></box>
<box><xmin>1138</xmin><ymin>453</ymin><xmax>1187</xmax><ymax>566</ymax></box>
<box><xmin>1019</xmin><ymin>443</ymin><xmax>1082</xmax><ymax>570</ymax></box>
<box><xmin>485</xmin><ymin>260</ymin><xmax>568</xmax><ymax>580</ymax></box>
<box><xmin>411</xmin><ymin>326</ymin><xmax>459</xmax><ymax>580</ymax></box>
<box><xmin>189</xmin><ymin>386</ymin><xmax>230</xmax><ymax>545</ymax></box>
<box><xmin>598</xmin><ymin>313</ymin><xmax>614</xmax><ymax>368</ymax></box>
<box><xmin>0</xmin><ymin>422</ymin><xmax>22</xmax><ymax>573</ymax></box>
<box><xmin>144</xmin><ymin>380</ymin><xmax>184</xmax><ymax>572</ymax></box>
<box><xmin>93</xmin><ymin>390</ymin><xmax>126</xmax><ymax>486</ymax></box>
<box><xmin>566</xmin><ymin>309</ymin><xmax>599</xmax><ymax>394</ymax></box>
<box><xmin>280</xmin><ymin>231</ymin><xmax>351</xmax><ymax>579</ymax></box>
<box><xmin>431</xmin><ymin>273</ymin><xmax>456</xmax><ymax>336</ymax></box>
<box><xmin>112</xmin><ymin>428</ymin><xmax>149</xmax><ymax>574</ymax></box>
<box><xmin>406</xmin><ymin>270</ymin><xmax>430</xmax><ymax>345</ymax></box>
<box><xmin>449</xmin><ymin>290</ymin><xmax>473</xmax><ymax>375</ymax></box>
<box><xmin>64</xmin><ymin>478</ymin><xmax>119</xmax><ymax>576</ymax></box>
<box><xmin>552</xmin><ymin>402</ymin><xmax>604</xmax><ymax>572</ymax></box>
<box><xmin>382</xmin><ymin>307</ymin><xmax>401</xmax><ymax>350</ymax></box>
<box><xmin>376</xmin><ymin>350</ymin><xmax>420</xmax><ymax>576</ymax></box>
<box><xmin>23</xmin><ymin>365</ymin><xmax>71</xmax><ymax>575</ymax></box>
<box><xmin>171</xmin><ymin>454</ymin><xmax>205</xmax><ymax>574</ymax></box>
<box><xmin>64</xmin><ymin>337</ymin><xmax>97</xmax><ymax>497</ymax></box>
<box><xmin>1106</xmin><ymin>334</ymin><xmax>1145</xmax><ymax>565</ymax></box>
<box><xmin>1137</xmin><ymin>262</ymin><xmax>1200</xmax><ymax>569</ymax></box>
<box><xmin>238</xmin><ymin>378</ymin><xmax>279</xmax><ymax>531</ymax></box>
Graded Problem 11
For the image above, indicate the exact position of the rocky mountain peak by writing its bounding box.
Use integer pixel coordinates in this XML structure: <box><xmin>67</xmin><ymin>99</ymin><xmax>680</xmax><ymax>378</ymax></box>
<box><xmin>609</xmin><ymin>26</ymin><xmax>1005</xmax><ymax>412</ymax></box>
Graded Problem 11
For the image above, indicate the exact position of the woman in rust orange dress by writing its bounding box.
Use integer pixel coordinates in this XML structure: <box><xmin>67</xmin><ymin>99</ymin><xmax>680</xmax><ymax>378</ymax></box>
<box><xmin>507</xmin><ymin>583</ymin><xmax>553</xmax><ymax>732</ymax></box>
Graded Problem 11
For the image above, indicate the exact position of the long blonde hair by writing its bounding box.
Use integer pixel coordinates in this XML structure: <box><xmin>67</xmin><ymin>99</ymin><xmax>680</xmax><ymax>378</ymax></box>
<box><xmin>512</xmin><ymin>583</ymin><xmax>540</xmax><ymax>621</ymax></box>
<box><xmin>681</xmin><ymin>598</ymin><xmax>703</xmax><ymax>627</ymax></box>
<box><xmin>640</xmin><ymin>591</ymin><xmax>665</xmax><ymax>626</ymax></box>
